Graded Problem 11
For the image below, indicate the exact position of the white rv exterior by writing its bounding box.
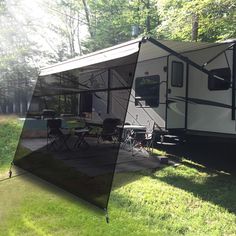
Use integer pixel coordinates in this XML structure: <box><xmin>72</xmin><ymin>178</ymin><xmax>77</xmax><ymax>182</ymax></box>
<box><xmin>125</xmin><ymin>38</ymin><xmax>236</xmax><ymax>139</ymax></box>
<box><xmin>39</xmin><ymin>37</ymin><xmax>236</xmax><ymax>140</ymax></box>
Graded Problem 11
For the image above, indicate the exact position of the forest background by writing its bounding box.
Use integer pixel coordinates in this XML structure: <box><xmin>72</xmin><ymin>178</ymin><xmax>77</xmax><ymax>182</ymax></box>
<box><xmin>0</xmin><ymin>0</ymin><xmax>235</xmax><ymax>111</ymax></box>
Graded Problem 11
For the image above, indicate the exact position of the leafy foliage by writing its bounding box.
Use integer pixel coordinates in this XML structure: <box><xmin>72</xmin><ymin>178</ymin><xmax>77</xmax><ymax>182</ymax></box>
<box><xmin>78</xmin><ymin>0</ymin><xmax>236</xmax><ymax>51</ymax></box>
<box><xmin>81</xmin><ymin>0</ymin><xmax>159</xmax><ymax>52</ymax></box>
<box><xmin>45</xmin><ymin>0</ymin><xmax>84</xmax><ymax>60</ymax></box>
<box><xmin>0</xmin><ymin>0</ymin><xmax>235</xmax><ymax>115</ymax></box>
<box><xmin>157</xmin><ymin>0</ymin><xmax>236</xmax><ymax>42</ymax></box>
<box><xmin>0</xmin><ymin>116</ymin><xmax>22</xmax><ymax>170</ymax></box>
<box><xmin>0</xmin><ymin>0</ymin><xmax>39</xmax><ymax>113</ymax></box>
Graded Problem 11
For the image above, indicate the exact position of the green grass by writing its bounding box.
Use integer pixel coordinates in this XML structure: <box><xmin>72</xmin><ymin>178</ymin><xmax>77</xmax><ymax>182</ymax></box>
<box><xmin>0</xmin><ymin>116</ymin><xmax>23</xmax><ymax>171</ymax></box>
<box><xmin>0</xmin><ymin>116</ymin><xmax>236</xmax><ymax>235</ymax></box>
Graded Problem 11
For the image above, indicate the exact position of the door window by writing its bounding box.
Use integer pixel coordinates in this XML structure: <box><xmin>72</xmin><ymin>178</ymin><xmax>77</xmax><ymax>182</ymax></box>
<box><xmin>171</xmin><ymin>61</ymin><xmax>184</xmax><ymax>87</ymax></box>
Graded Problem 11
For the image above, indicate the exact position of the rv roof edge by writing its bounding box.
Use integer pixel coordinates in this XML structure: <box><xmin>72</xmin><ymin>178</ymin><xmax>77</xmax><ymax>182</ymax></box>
<box><xmin>39</xmin><ymin>36</ymin><xmax>236</xmax><ymax>80</ymax></box>
<box><xmin>222</xmin><ymin>38</ymin><xmax>236</xmax><ymax>43</ymax></box>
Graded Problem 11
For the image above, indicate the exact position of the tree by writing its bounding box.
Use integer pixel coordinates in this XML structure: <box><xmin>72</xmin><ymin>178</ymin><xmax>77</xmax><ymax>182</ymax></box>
<box><xmin>81</xmin><ymin>0</ymin><xmax>131</xmax><ymax>52</ymax></box>
<box><xmin>157</xmin><ymin>0</ymin><xmax>236</xmax><ymax>42</ymax></box>
<box><xmin>39</xmin><ymin>0</ymin><xmax>84</xmax><ymax>60</ymax></box>
<box><xmin>129</xmin><ymin>0</ymin><xmax>159</xmax><ymax>36</ymax></box>
<box><xmin>0</xmin><ymin>0</ymin><xmax>39</xmax><ymax>114</ymax></box>
<box><xmin>81</xmin><ymin>0</ymin><xmax>160</xmax><ymax>52</ymax></box>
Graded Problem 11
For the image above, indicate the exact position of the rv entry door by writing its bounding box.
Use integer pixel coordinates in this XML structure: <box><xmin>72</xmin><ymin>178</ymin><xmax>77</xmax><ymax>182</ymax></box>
<box><xmin>166</xmin><ymin>56</ymin><xmax>187</xmax><ymax>130</ymax></box>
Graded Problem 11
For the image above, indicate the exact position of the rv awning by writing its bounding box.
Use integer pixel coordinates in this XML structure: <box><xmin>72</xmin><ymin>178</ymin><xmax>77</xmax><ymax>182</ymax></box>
<box><xmin>40</xmin><ymin>37</ymin><xmax>234</xmax><ymax>77</ymax></box>
<box><xmin>158</xmin><ymin>40</ymin><xmax>229</xmax><ymax>54</ymax></box>
<box><xmin>40</xmin><ymin>38</ymin><xmax>142</xmax><ymax>76</ymax></box>
<box><xmin>139</xmin><ymin>38</ymin><xmax>233</xmax><ymax>63</ymax></box>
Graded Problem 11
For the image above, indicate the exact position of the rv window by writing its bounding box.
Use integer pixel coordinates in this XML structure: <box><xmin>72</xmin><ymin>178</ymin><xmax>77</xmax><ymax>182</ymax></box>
<box><xmin>208</xmin><ymin>68</ymin><xmax>231</xmax><ymax>91</ymax></box>
<box><xmin>171</xmin><ymin>61</ymin><xmax>184</xmax><ymax>87</ymax></box>
<box><xmin>135</xmin><ymin>75</ymin><xmax>160</xmax><ymax>107</ymax></box>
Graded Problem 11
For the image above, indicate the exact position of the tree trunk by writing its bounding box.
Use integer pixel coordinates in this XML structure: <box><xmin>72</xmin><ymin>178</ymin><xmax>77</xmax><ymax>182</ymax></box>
<box><xmin>82</xmin><ymin>0</ymin><xmax>93</xmax><ymax>37</ymax></box>
<box><xmin>191</xmin><ymin>13</ymin><xmax>199</xmax><ymax>42</ymax></box>
<box><xmin>146</xmin><ymin>0</ymin><xmax>151</xmax><ymax>34</ymax></box>
<box><xmin>77</xmin><ymin>12</ymin><xmax>83</xmax><ymax>55</ymax></box>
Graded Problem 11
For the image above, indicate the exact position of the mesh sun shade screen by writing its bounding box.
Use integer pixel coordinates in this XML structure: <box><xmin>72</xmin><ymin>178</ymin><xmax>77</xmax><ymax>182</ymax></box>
<box><xmin>13</xmin><ymin>54</ymin><xmax>138</xmax><ymax>210</ymax></box>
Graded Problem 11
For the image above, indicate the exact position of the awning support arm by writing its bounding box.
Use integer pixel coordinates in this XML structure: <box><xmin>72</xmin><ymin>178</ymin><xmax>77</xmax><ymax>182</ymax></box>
<box><xmin>202</xmin><ymin>44</ymin><xmax>235</xmax><ymax>68</ymax></box>
<box><xmin>147</xmin><ymin>37</ymin><xmax>236</xmax><ymax>83</ymax></box>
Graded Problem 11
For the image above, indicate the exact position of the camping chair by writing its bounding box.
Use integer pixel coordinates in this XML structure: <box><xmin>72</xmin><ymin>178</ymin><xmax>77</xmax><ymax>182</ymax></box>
<box><xmin>131</xmin><ymin>123</ymin><xmax>159</xmax><ymax>156</ymax></box>
<box><xmin>47</xmin><ymin>119</ymin><xmax>70</xmax><ymax>151</ymax></box>
<box><xmin>131</xmin><ymin>130</ymin><xmax>147</xmax><ymax>156</ymax></box>
<box><xmin>145</xmin><ymin>127</ymin><xmax>157</xmax><ymax>155</ymax></box>
<box><xmin>73</xmin><ymin>128</ymin><xmax>90</xmax><ymax>149</ymax></box>
<box><xmin>97</xmin><ymin>118</ymin><xmax>121</xmax><ymax>146</ymax></box>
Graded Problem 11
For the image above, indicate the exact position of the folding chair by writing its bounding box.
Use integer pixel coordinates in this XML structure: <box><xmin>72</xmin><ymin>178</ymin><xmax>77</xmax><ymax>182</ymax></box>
<box><xmin>73</xmin><ymin>128</ymin><xmax>90</xmax><ymax>149</ymax></box>
<box><xmin>131</xmin><ymin>123</ymin><xmax>159</xmax><ymax>156</ymax></box>
<box><xmin>146</xmin><ymin>122</ymin><xmax>169</xmax><ymax>155</ymax></box>
<box><xmin>97</xmin><ymin>118</ymin><xmax>121</xmax><ymax>146</ymax></box>
<box><xmin>131</xmin><ymin>130</ymin><xmax>147</xmax><ymax>156</ymax></box>
<box><xmin>47</xmin><ymin>119</ymin><xmax>70</xmax><ymax>151</ymax></box>
<box><xmin>146</xmin><ymin>131</ymin><xmax>157</xmax><ymax>155</ymax></box>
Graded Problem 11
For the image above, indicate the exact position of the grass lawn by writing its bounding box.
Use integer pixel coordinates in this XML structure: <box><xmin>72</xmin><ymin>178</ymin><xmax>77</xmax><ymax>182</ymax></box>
<box><xmin>0</xmin><ymin>116</ymin><xmax>236</xmax><ymax>235</ymax></box>
<box><xmin>0</xmin><ymin>116</ymin><xmax>23</xmax><ymax>172</ymax></box>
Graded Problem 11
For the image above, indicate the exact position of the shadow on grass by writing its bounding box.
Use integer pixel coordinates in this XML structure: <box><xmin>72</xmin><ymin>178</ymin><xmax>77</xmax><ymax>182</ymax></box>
<box><xmin>153</xmin><ymin>141</ymin><xmax>236</xmax><ymax>214</ymax></box>
<box><xmin>156</xmin><ymin>141</ymin><xmax>236</xmax><ymax>174</ymax></box>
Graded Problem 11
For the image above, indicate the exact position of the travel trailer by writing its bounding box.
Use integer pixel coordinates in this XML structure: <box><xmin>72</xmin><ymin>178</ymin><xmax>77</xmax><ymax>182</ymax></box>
<box><xmin>33</xmin><ymin>37</ymin><xmax>236</xmax><ymax>141</ymax></box>
<box><xmin>14</xmin><ymin>37</ymin><xmax>236</xmax><ymax>212</ymax></box>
